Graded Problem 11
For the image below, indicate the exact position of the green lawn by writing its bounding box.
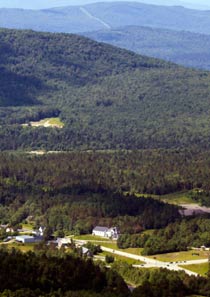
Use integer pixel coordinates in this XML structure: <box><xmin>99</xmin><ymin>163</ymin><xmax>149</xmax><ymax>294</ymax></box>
<box><xmin>96</xmin><ymin>242</ymin><xmax>143</xmax><ymax>255</ymax></box>
<box><xmin>100</xmin><ymin>251</ymin><xmax>143</xmax><ymax>265</ymax></box>
<box><xmin>160</xmin><ymin>191</ymin><xmax>195</xmax><ymax>205</ymax></box>
<box><xmin>21</xmin><ymin>223</ymin><xmax>34</xmax><ymax>230</ymax></box>
<box><xmin>129</xmin><ymin>191</ymin><xmax>194</xmax><ymax>205</ymax></box>
<box><xmin>5</xmin><ymin>242</ymin><xmax>37</xmax><ymax>252</ymax></box>
<box><xmin>74</xmin><ymin>234</ymin><xmax>111</xmax><ymax>242</ymax></box>
<box><xmin>149</xmin><ymin>250</ymin><xmax>209</xmax><ymax>262</ymax></box>
<box><xmin>180</xmin><ymin>263</ymin><xmax>209</xmax><ymax>277</ymax></box>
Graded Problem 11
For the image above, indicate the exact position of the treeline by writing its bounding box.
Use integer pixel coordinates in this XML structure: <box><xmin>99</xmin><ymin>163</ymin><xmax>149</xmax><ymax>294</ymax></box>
<box><xmin>0</xmin><ymin>107</ymin><xmax>60</xmax><ymax>125</ymax></box>
<box><xmin>0</xmin><ymin>249</ymin><xmax>209</xmax><ymax>297</ymax></box>
<box><xmin>3</xmin><ymin>149</ymin><xmax>210</xmax><ymax>233</ymax></box>
<box><xmin>0</xmin><ymin>248</ymin><xmax>129</xmax><ymax>297</ymax></box>
<box><xmin>3</xmin><ymin>149</ymin><xmax>210</xmax><ymax>234</ymax></box>
<box><xmin>118</xmin><ymin>216</ymin><xmax>210</xmax><ymax>254</ymax></box>
<box><xmin>1</xmin><ymin>149</ymin><xmax>210</xmax><ymax>196</ymax></box>
<box><xmin>0</xmin><ymin>151</ymin><xmax>184</xmax><ymax>233</ymax></box>
<box><xmin>112</xmin><ymin>262</ymin><xmax>210</xmax><ymax>297</ymax></box>
<box><xmin>0</xmin><ymin>181</ymin><xmax>179</xmax><ymax>234</ymax></box>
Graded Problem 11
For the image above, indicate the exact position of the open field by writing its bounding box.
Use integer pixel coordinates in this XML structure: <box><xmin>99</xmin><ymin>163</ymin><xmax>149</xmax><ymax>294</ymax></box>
<box><xmin>160</xmin><ymin>191</ymin><xmax>195</xmax><ymax>204</ymax></box>
<box><xmin>100</xmin><ymin>242</ymin><xmax>143</xmax><ymax>255</ymax></box>
<box><xmin>22</xmin><ymin>117</ymin><xmax>64</xmax><ymax>128</ymax></box>
<box><xmin>149</xmin><ymin>250</ymin><xmax>209</xmax><ymax>262</ymax></box>
<box><xmin>132</xmin><ymin>191</ymin><xmax>194</xmax><ymax>205</ymax></box>
<box><xmin>100</xmin><ymin>251</ymin><xmax>144</xmax><ymax>265</ymax></box>
<box><xmin>21</xmin><ymin>223</ymin><xmax>34</xmax><ymax>231</ymax></box>
<box><xmin>4</xmin><ymin>242</ymin><xmax>37</xmax><ymax>252</ymax></box>
<box><xmin>180</xmin><ymin>263</ymin><xmax>209</xmax><ymax>277</ymax></box>
<box><xmin>74</xmin><ymin>236</ymin><xmax>144</xmax><ymax>255</ymax></box>
<box><xmin>74</xmin><ymin>234</ymin><xmax>111</xmax><ymax>242</ymax></box>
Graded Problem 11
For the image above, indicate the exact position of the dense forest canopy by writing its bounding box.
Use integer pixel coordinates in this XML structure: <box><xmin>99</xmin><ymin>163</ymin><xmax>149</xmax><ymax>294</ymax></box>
<box><xmin>0</xmin><ymin>248</ymin><xmax>129</xmax><ymax>297</ymax></box>
<box><xmin>0</xmin><ymin>248</ymin><xmax>209</xmax><ymax>297</ymax></box>
<box><xmin>0</xmin><ymin>152</ymin><xmax>182</xmax><ymax>233</ymax></box>
<box><xmin>1</xmin><ymin>149</ymin><xmax>210</xmax><ymax>233</ymax></box>
<box><xmin>1</xmin><ymin>29</ymin><xmax>210</xmax><ymax>150</ymax></box>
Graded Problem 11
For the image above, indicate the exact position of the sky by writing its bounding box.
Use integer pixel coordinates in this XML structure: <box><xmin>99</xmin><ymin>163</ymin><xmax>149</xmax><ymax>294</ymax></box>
<box><xmin>0</xmin><ymin>0</ymin><xmax>209</xmax><ymax>10</ymax></box>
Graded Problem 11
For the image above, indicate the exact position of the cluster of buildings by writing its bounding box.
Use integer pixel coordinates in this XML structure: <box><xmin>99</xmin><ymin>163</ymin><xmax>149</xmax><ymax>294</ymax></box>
<box><xmin>15</xmin><ymin>227</ymin><xmax>45</xmax><ymax>244</ymax></box>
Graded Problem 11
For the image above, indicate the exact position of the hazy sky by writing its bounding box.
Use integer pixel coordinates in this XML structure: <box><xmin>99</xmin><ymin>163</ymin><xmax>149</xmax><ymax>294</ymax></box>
<box><xmin>0</xmin><ymin>0</ymin><xmax>209</xmax><ymax>9</ymax></box>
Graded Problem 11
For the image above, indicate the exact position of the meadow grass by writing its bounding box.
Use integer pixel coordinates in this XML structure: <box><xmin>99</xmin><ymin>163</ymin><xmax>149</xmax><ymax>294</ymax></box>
<box><xmin>180</xmin><ymin>263</ymin><xmax>209</xmax><ymax>277</ymax></box>
<box><xmin>74</xmin><ymin>234</ymin><xmax>111</xmax><ymax>241</ymax></box>
<box><xmin>149</xmin><ymin>250</ymin><xmax>209</xmax><ymax>262</ymax></box>
<box><xmin>30</xmin><ymin>117</ymin><xmax>64</xmax><ymax>128</ymax></box>
<box><xmin>5</xmin><ymin>242</ymin><xmax>37</xmax><ymax>252</ymax></box>
<box><xmin>100</xmin><ymin>251</ymin><xmax>144</xmax><ymax>265</ymax></box>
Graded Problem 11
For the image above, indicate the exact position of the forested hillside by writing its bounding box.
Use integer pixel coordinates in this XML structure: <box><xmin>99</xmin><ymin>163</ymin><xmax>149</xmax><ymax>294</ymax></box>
<box><xmin>84</xmin><ymin>25</ymin><xmax>210</xmax><ymax>70</ymax></box>
<box><xmin>1</xmin><ymin>29</ymin><xmax>210</xmax><ymax>150</ymax></box>
<box><xmin>0</xmin><ymin>152</ymin><xmax>181</xmax><ymax>233</ymax></box>
<box><xmin>0</xmin><ymin>248</ymin><xmax>129</xmax><ymax>297</ymax></box>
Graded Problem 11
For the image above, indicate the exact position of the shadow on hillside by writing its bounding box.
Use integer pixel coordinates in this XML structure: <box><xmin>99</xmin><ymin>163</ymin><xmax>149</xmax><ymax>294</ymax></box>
<box><xmin>0</xmin><ymin>67</ymin><xmax>47</xmax><ymax>107</ymax></box>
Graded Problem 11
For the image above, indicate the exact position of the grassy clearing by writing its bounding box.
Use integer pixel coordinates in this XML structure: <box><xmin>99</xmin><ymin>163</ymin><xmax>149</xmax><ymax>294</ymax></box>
<box><xmin>131</xmin><ymin>191</ymin><xmax>194</xmax><ymax>205</ymax></box>
<box><xmin>149</xmin><ymin>250</ymin><xmax>209</xmax><ymax>262</ymax></box>
<box><xmin>92</xmin><ymin>241</ymin><xmax>144</xmax><ymax>255</ymax></box>
<box><xmin>97</xmin><ymin>242</ymin><xmax>118</xmax><ymax>249</ymax></box>
<box><xmin>5</xmin><ymin>242</ymin><xmax>36</xmax><ymax>252</ymax></box>
<box><xmin>141</xmin><ymin>229</ymin><xmax>155</xmax><ymax>235</ymax></box>
<box><xmin>74</xmin><ymin>234</ymin><xmax>111</xmax><ymax>241</ymax></box>
<box><xmin>23</xmin><ymin>117</ymin><xmax>64</xmax><ymax>128</ymax></box>
<box><xmin>100</xmin><ymin>251</ymin><xmax>143</xmax><ymax>265</ymax></box>
<box><xmin>160</xmin><ymin>191</ymin><xmax>195</xmax><ymax>205</ymax></box>
<box><xmin>180</xmin><ymin>263</ymin><xmax>209</xmax><ymax>277</ymax></box>
<box><xmin>74</xmin><ymin>236</ymin><xmax>144</xmax><ymax>255</ymax></box>
<box><xmin>21</xmin><ymin>223</ymin><xmax>34</xmax><ymax>230</ymax></box>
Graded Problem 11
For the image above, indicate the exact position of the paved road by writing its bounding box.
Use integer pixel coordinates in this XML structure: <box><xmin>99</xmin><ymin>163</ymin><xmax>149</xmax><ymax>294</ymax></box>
<box><xmin>179</xmin><ymin>258</ymin><xmax>208</xmax><ymax>265</ymax></box>
<box><xmin>74</xmin><ymin>239</ymin><xmax>205</xmax><ymax>276</ymax></box>
<box><xmin>100</xmin><ymin>246</ymin><xmax>200</xmax><ymax>276</ymax></box>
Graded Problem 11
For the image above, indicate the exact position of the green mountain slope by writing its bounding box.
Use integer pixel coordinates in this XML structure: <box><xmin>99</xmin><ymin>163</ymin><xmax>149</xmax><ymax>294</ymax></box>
<box><xmin>0</xmin><ymin>28</ymin><xmax>168</xmax><ymax>107</ymax></box>
<box><xmin>83</xmin><ymin>25</ymin><xmax>210</xmax><ymax>70</ymax></box>
<box><xmin>1</xmin><ymin>28</ymin><xmax>210</xmax><ymax>150</ymax></box>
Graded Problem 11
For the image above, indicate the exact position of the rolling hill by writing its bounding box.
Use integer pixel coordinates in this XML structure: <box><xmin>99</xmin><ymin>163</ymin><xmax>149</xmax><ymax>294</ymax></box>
<box><xmin>1</xmin><ymin>28</ymin><xmax>210</xmax><ymax>151</ymax></box>
<box><xmin>1</xmin><ymin>2</ymin><xmax>210</xmax><ymax>34</ymax></box>
<box><xmin>83</xmin><ymin>25</ymin><xmax>210</xmax><ymax>70</ymax></box>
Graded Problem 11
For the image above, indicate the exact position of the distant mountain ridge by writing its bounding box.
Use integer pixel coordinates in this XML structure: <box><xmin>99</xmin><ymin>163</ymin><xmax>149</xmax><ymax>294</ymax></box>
<box><xmin>0</xmin><ymin>0</ymin><xmax>210</xmax><ymax>10</ymax></box>
<box><xmin>0</xmin><ymin>2</ymin><xmax>210</xmax><ymax>34</ymax></box>
<box><xmin>83</xmin><ymin>25</ymin><xmax>210</xmax><ymax>70</ymax></box>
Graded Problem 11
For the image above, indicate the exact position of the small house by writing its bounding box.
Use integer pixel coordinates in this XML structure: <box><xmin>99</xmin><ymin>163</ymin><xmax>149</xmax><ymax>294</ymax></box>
<box><xmin>81</xmin><ymin>247</ymin><xmax>92</xmax><ymax>257</ymax></box>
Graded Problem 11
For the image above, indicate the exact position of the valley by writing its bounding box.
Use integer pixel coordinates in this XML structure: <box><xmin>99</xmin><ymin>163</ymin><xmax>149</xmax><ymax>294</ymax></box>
<box><xmin>0</xmin><ymin>1</ymin><xmax>210</xmax><ymax>295</ymax></box>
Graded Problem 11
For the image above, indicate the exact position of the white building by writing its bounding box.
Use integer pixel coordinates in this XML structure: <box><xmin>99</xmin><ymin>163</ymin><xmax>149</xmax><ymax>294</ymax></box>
<box><xmin>16</xmin><ymin>235</ymin><xmax>36</xmax><ymax>243</ymax></box>
<box><xmin>16</xmin><ymin>235</ymin><xmax>43</xmax><ymax>244</ymax></box>
<box><xmin>92</xmin><ymin>226</ymin><xmax>119</xmax><ymax>239</ymax></box>
<box><xmin>57</xmin><ymin>237</ymin><xmax>71</xmax><ymax>248</ymax></box>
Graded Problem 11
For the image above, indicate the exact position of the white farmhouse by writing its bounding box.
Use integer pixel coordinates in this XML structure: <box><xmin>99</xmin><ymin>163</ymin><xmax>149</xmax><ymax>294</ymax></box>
<box><xmin>92</xmin><ymin>226</ymin><xmax>109</xmax><ymax>237</ymax></box>
<box><xmin>92</xmin><ymin>226</ymin><xmax>119</xmax><ymax>239</ymax></box>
